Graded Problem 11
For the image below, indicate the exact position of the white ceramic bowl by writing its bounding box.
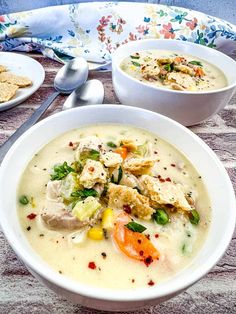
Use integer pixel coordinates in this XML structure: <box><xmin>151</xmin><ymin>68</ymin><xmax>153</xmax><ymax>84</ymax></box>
<box><xmin>112</xmin><ymin>39</ymin><xmax>236</xmax><ymax>126</ymax></box>
<box><xmin>0</xmin><ymin>105</ymin><xmax>235</xmax><ymax>311</ymax></box>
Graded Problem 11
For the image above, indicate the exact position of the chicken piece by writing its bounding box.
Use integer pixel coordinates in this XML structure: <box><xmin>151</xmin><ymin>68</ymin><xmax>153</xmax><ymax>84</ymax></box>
<box><xmin>100</xmin><ymin>152</ymin><xmax>123</xmax><ymax>167</ymax></box>
<box><xmin>46</xmin><ymin>180</ymin><xmax>62</xmax><ymax>202</ymax></box>
<box><xmin>75</xmin><ymin>136</ymin><xmax>104</xmax><ymax>161</ymax></box>
<box><xmin>170</xmin><ymin>83</ymin><xmax>185</xmax><ymax>91</ymax></box>
<box><xmin>119</xmin><ymin>172</ymin><xmax>140</xmax><ymax>189</ymax></box>
<box><xmin>121</xmin><ymin>139</ymin><xmax>137</xmax><ymax>152</ymax></box>
<box><xmin>139</xmin><ymin>175</ymin><xmax>192</xmax><ymax>212</ymax></box>
<box><xmin>79</xmin><ymin>159</ymin><xmax>107</xmax><ymax>188</ymax></box>
<box><xmin>41</xmin><ymin>201</ymin><xmax>102</xmax><ymax>230</ymax></box>
<box><xmin>108</xmin><ymin>183</ymin><xmax>154</xmax><ymax>220</ymax></box>
<box><xmin>174</xmin><ymin>65</ymin><xmax>195</xmax><ymax>76</ymax></box>
<box><xmin>157</xmin><ymin>57</ymin><xmax>174</xmax><ymax>65</ymax></box>
<box><xmin>123</xmin><ymin>157</ymin><xmax>156</xmax><ymax>176</ymax></box>
<box><xmin>167</xmin><ymin>72</ymin><xmax>195</xmax><ymax>90</ymax></box>
<box><xmin>141</xmin><ymin>64</ymin><xmax>160</xmax><ymax>80</ymax></box>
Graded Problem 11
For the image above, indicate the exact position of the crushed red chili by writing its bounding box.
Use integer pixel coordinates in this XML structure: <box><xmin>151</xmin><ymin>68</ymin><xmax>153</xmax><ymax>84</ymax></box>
<box><xmin>148</xmin><ymin>280</ymin><xmax>155</xmax><ymax>286</ymax></box>
<box><xmin>137</xmin><ymin>239</ymin><xmax>142</xmax><ymax>244</ymax></box>
<box><xmin>165</xmin><ymin>177</ymin><xmax>171</xmax><ymax>182</ymax></box>
<box><xmin>27</xmin><ymin>213</ymin><xmax>37</xmax><ymax>220</ymax></box>
<box><xmin>139</xmin><ymin>250</ymin><xmax>144</xmax><ymax>256</ymax></box>
<box><xmin>159</xmin><ymin>178</ymin><xmax>165</xmax><ymax>183</ymax></box>
<box><xmin>88</xmin><ymin>167</ymin><xmax>95</xmax><ymax>172</ymax></box>
<box><xmin>145</xmin><ymin>234</ymin><xmax>150</xmax><ymax>240</ymax></box>
<box><xmin>123</xmin><ymin>204</ymin><xmax>132</xmax><ymax>214</ymax></box>
<box><xmin>144</xmin><ymin>256</ymin><xmax>153</xmax><ymax>267</ymax></box>
<box><xmin>69</xmin><ymin>141</ymin><xmax>73</xmax><ymax>147</ymax></box>
<box><xmin>88</xmin><ymin>262</ymin><xmax>96</xmax><ymax>270</ymax></box>
<box><xmin>155</xmin><ymin>234</ymin><xmax>159</xmax><ymax>238</ymax></box>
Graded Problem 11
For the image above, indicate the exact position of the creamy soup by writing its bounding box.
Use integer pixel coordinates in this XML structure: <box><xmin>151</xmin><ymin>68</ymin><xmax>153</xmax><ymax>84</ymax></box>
<box><xmin>120</xmin><ymin>49</ymin><xmax>227</xmax><ymax>91</ymax></box>
<box><xmin>18</xmin><ymin>124</ymin><xmax>211</xmax><ymax>289</ymax></box>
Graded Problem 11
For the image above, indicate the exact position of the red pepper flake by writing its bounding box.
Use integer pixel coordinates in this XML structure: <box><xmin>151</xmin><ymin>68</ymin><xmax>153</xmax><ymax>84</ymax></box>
<box><xmin>145</xmin><ymin>234</ymin><xmax>150</xmax><ymax>240</ymax></box>
<box><xmin>159</xmin><ymin>178</ymin><xmax>165</xmax><ymax>183</ymax></box>
<box><xmin>171</xmin><ymin>163</ymin><xmax>176</xmax><ymax>167</ymax></box>
<box><xmin>88</xmin><ymin>262</ymin><xmax>96</xmax><ymax>270</ymax></box>
<box><xmin>27</xmin><ymin>213</ymin><xmax>37</xmax><ymax>220</ymax></box>
<box><xmin>139</xmin><ymin>250</ymin><xmax>144</xmax><ymax>256</ymax></box>
<box><xmin>137</xmin><ymin>239</ymin><xmax>142</xmax><ymax>244</ymax></box>
<box><xmin>155</xmin><ymin>234</ymin><xmax>159</xmax><ymax>238</ymax></box>
<box><xmin>144</xmin><ymin>256</ymin><xmax>153</xmax><ymax>267</ymax></box>
<box><xmin>165</xmin><ymin>177</ymin><xmax>171</xmax><ymax>182</ymax></box>
<box><xmin>131</xmin><ymin>279</ymin><xmax>135</xmax><ymax>283</ymax></box>
<box><xmin>69</xmin><ymin>141</ymin><xmax>73</xmax><ymax>147</ymax></box>
<box><xmin>123</xmin><ymin>204</ymin><xmax>132</xmax><ymax>214</ymax></box>
<box><xmin>148</xmin><ymin>280</ymin><xmax>155</xmax><ymax>286</ymax></box>
<box><xmin>88</xmin><ymin>167</ymin><xmax>95</xmax><ymax>172</ymax></box>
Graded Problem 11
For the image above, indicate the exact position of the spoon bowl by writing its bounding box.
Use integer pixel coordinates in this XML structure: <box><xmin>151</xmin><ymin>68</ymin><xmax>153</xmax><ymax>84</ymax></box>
<box><xmin>62</xmin><ymin>79</ymin><xmax>104</xmax><ymax>110</ymax></box>
<box><xmin>54</xmin><ymin>57</ymin><xmax>89</xmax><ymax>94</ymax></box>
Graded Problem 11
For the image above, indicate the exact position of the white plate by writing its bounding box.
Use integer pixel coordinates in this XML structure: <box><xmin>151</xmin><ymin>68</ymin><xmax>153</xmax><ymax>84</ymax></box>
<box><xmin>0</xmin><ymin>52</ymin><xmax>45</xmax><ymax>111</ymax></box>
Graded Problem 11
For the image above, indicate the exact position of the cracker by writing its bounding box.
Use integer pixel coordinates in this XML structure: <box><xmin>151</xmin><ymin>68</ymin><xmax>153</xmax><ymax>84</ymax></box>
<box><xmin>0</xmin><ymin>65</ymin><xmax>7</xmax><ymax>73</ymax></box>
<box><xmin>0</xmin><ymin>82</ymin><xmax>19</xmax><ymax>102</ymax></box>
<box><xmin>0</xmin><ymin>72</ymin><xmax>32</xmax><ymax>87</ymax></box>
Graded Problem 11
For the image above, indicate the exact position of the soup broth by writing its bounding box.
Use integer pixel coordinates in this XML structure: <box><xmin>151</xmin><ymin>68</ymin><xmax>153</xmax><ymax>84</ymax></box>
<box><xmin>18</xmin><ymin>124</ymin><xmax>211</xmax><ymax>289</ymax></box>
<box><xmin>120</xmin><ymin>49</ymin><xmax>227</xmax><ymax>91</ymax></box>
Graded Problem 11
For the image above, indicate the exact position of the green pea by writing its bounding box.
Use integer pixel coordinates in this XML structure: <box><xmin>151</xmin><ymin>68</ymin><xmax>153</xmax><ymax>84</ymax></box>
<box><xmin>189</xmin><ymin>209</ymin><xmax>200</xmax><ymax>225</ymax></box>
<box><xmin>153</xmin><ymin>209</ymin><xmax>169</xmax><ymax>225</ymax></box>
<box><xmin>19</xmin><ymin>195</ymin><xmax>29</xmax><ymax>205</ymax></box>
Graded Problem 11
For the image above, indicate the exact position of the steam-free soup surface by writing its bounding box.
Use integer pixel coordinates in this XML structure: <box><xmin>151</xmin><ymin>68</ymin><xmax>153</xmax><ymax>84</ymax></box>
<box><xmin>18</xmin><ymin>124</ymin><xmax>211</xmax><ymax>289</ymax></box>
<box><xmin>120</xmin><ymin>49</ymin><xmax>227</xmax><ymax>91</ymax></box>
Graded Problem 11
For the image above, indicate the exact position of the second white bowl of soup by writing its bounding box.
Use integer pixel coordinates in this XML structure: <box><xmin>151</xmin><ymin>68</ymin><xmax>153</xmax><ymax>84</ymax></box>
<box><xmin>112</xmin><ymin>39</ymin><xmax>236</xmax><ymax>126</ymax></box>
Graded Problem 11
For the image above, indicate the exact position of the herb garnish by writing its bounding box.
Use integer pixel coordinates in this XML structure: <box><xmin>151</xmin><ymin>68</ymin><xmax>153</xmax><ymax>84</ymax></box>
<box><xmin>164</xmin><ymin>63</ymin><xmax>173</xmax><ymax>72</ymax></box>
<box><xmin>71</xmin><ymin>188</ymin><xmax>98</xmax><ymax>200</ymax></box>
<box><xmin>130</xmin><ymin>54</ymin><xmax>140</xmax><ymax>60</ymax></box>
<box><xmin>131</xmin><ymin>61</ymin><xmax>141</xmax><ymax>67</ymax></box>
<box><xmin>125</xmin><ymin>221</ymin><xmax>147</xmax><ymax>233</ymax></box>
<box><xmin>188</xmin><ymin>209</ymin><xmax>200</xmax><ymax>225</ymax></box>
<box><xmin>189</xmin><ymin>60</ymin><xmax>203</xmax><ymax>67</ymax></box>
<box><xmin>153</xmin><ymin>209</ymin><xmax>169</xmax><ymax>225</ymax></box>
<box><xmin>50</xmin><ymin>162</ymin><xmax>74</xmax><ymax>181</ymax></box>
<box><xmin>80</xmin><ymin>149</ymin><xmax>100</xmax><ymax>164</ymax></box>
<box><xmin>111</xmin><ymin>166</ymin><xmax>123</xmax><ymax>184</ymax></box>
<box><xmin>107</xmin><ymin>141</ymin><xmax>117</xmax><ymax>148</ymax></box>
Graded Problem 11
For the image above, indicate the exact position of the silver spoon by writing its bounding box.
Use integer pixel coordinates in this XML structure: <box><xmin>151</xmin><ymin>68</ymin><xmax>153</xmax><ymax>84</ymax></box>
<box><xmin>62</xmin><ymin>79</ymin><xmax>104</xmax><ymax>110</ymax></box>
<box><xmin>0</xmin><ymin>57</ymin><xmax>88</xmax><ymax>163</ymax></box>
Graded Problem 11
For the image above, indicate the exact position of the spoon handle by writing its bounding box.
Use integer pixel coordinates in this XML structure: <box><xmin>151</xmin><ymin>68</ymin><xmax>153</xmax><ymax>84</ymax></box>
<box><xmin>0</xmin><ymin>91</ymin><xmax>60</xmax><ymax>163</ymax></box>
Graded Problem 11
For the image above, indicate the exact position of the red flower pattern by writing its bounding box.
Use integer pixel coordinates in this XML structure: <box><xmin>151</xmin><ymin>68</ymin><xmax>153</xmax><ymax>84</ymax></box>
<box><xmin>186</xmin><ymin>17</ymin><xmax>198</xmax><ymax>30</ymax></box>
<box><xmin>0</xmin><ymin>16</ymin><xmax>5</xmax><ymax>23</ymax></box>
<box><xmin>160</xmin><ymin>23</ymin><xmax>175</xmax><ymax>39</ymax></box>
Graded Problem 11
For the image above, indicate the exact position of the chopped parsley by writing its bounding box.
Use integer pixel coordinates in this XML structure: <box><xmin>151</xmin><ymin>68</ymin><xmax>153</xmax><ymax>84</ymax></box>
<box><xmin>131</xmin><ymin>61</ymin><xmax>141</xmax><ymax>67</ymax></box>
<box><xmin>189</xmin><ymin>60</ymin><xmax>203</xmax><ymax>67</ymax></box>
<box><xmin>125</xmin><ymin>221</ymin><xmax>146</xmax><ymax>233</ymax></box>
<box><xmin>50</xmin><ymin>162</ymin><xmax>74</xmax><ymax>181</ymax></box>
<box><xmin>106</xmin><ymin>141</ymin><xmax>117</xmax><ymax>148</ymax></box>
<box><xmin>71</xmin><ymin>188</ymin><xmax>98</xmax><ymax>200</ymax></box>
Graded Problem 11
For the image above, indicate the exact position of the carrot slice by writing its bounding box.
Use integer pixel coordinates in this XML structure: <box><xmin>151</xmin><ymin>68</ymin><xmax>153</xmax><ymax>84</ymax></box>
<box><xmin>114</xmin><ymin>147</ymin><xmax>128</xmax><ymax>159</ymax></box>
<box><xmin>113</xmin><ymin>213</ymin><xmax>160</xmax><ymax>265</ymax></box>
<box><xmin>195</xmin><ymin>67</ymin><xmax>205</xmax><ymax>77</ymax></box>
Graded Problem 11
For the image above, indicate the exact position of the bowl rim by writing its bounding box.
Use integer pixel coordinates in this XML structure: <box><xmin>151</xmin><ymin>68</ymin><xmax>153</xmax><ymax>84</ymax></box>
<box><xmin>0</xmin><ymin>104</ymin><xmax>235</xmax><ymax>302</ymax></box>
<box><xmin>112</xmin><ymin>39</ymin><xmax>236</xmax><ymax>95</ymax></box>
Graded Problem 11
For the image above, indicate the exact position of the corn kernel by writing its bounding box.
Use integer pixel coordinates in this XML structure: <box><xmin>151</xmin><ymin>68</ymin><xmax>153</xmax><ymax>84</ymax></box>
<box><xmin>87</xmin><ymin>227</ymin><xmax>104</xmax><ymax>240</ymax></box>
<box><xmin>102</xmin><ymin>208</ymin><xmax>114</xmax><ymax>230</ymax></box>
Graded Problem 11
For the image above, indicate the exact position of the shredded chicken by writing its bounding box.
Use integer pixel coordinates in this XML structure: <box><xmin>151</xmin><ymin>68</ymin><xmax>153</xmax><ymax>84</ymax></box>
<box><xmin>46</xmin><ymin>180</ymin><xmax>62</xmax><ymax>202</ymax></box>
<box><xmin>174</xmin><ymin>65</ymin><xmax>195</xmax><ymax>76</ymax></box>
<box><xmin>141</xmin><ymin>64</ymin><xmax>160</xmax><ymax>80</ymax></box>
<box><xmin>108</xmin><ymin>183</ymin><xmax>154</xmax><ymax>220</ymax></box>
<box><xmin>167</xmin><ymin>72</ymin><xmax>195</xmax><ymax>90</ymax></box>
<box><xmin>139</xmin><ymin>175</ymin><xmax>192</xmax><ymax>212</ymax></box>
<box><xmin>119</xmin><ymin>172</ymin><xmax>140</xmax><ymax>188</ymax></box>
<box><xmin>79</xmin><ymin>159</ymin><xmax>107</xmax><ymax>188</ymax></box>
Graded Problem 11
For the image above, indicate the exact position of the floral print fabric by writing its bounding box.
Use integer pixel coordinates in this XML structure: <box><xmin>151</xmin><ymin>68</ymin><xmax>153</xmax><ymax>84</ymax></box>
<box><xmin>0</xmin><ymin>2</ymin><xmax>235</xmax><ymax>65</ymax></box>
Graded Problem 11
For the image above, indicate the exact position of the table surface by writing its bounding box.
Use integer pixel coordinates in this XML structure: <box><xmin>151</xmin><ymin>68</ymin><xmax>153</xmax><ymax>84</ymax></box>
<box><xmin>0</xmin><ymin>53</ymin><xmax>235</xmax><ymax>314</ymax></box>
